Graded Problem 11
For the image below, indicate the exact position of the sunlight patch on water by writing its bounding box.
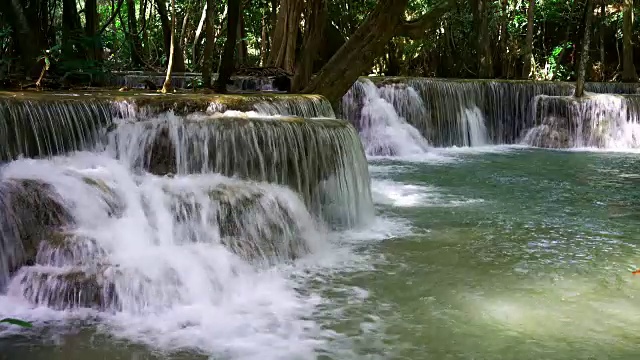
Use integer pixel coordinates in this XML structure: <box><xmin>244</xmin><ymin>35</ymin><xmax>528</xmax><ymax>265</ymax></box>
<box><xmin>372</xmin><ymin>179</ymin><xmax>484</xmax><ymax>208</ymax></box>
<box><xmin>472</xmin><ymin>275</ymin><xmax>640</xmax><ymax>347</ymax></box>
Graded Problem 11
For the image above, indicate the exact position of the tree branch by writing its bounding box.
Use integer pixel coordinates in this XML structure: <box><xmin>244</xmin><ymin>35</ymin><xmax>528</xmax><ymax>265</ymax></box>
<box><xmin>99</xmin><ymin>0</ymin><xmax>125</xmax><ymax>35</ymax></box>
<box><xmin>397</xmin><ymin>0</ymin><xmax>456</xmax><ymax>39</ymax></box>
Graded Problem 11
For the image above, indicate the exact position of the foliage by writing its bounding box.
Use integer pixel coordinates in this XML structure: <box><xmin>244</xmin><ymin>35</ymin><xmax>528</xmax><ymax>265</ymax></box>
<box><xmin>0</xmin><ymin>318</ymin><xmax>33</xmax><ymax>328</ymax></box>
<box><xmin>0</xmin><ymin>0</ymin><xmax>636</xmax><ymax>84</ymax></box>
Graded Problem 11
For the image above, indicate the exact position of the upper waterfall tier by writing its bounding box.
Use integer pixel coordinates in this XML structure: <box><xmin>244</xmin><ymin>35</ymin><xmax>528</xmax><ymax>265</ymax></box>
<box><xmin>341</xmin><ymin>77</ymin><xmax>640</xmax><ymax>148</ymax></box>
<box><xmin>0</xmin><ymin>91</ymin><xmax>335</xmax><ymax>161</ymax></box>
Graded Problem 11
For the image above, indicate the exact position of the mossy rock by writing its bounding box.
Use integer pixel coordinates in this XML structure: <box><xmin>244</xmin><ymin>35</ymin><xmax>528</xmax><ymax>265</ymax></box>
<box><xmin>14</xmin><ymin>266</ymin><xmax>118</xmax><ymax>310</ymax></box>
<box><xmin>167</xmin><ymin>182</ymin><xmax>311</xmax><ymax>263</ymax></box>
<box><xmin>0</xmin><ymin>179</ymin><xmax>73</xmax><ymax>275</ymax></box>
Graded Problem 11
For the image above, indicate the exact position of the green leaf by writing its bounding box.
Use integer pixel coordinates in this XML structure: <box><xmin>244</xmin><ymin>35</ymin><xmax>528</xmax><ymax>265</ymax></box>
<box><xmin>0</xmin><ymin>318</ymin><xmax>33</xmax><ymax>328</ymax></box>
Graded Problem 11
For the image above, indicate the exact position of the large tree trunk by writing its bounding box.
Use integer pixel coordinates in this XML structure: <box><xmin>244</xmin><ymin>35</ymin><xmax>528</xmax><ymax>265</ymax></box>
<box><xmin>85</xmin><ymin>0</ymin><xmax>102</xmax><ymax>62</ymax></box>
<box><xmin>261</xmin><ymin>13</ymin><xmax>269</xmax><ymax>65</ymax></box>
<box><xmin>268</xmin><ymin>0</ymin><xmax>303</xmax><ymax>73</ymax></box>
<box><xmin>236</xmin><ymin>2</ymin><xmax>248</xmax><ymax>66</ymax></box>
<box><xmin>214</xmin><ymin>0</ymin><xmax>241</xmax><ymax>93</ymax></box>
<box><xmin>6</xmin><ymin>0</ymin><xmax>41</xmax><ymax>77</ymax></box>
<box><xmin>622</xmin><ymin>0</ymin><xmax>636</xmax><ymax>82</ymax></box>
<box><xmin>157</xmin><ymin>0</ymin><xmax>186</xmax><ymax>72</ymax></box>
<box><xmin>472</xmin><ymin>0</ymin><xmax>493</xmax><ymax>78</ymax></box>
<box><xmin>292</xmin><ymin>0</ymin><xmax>327</xmax><ymax>92</ymax></box>
<box><xmin>499</xmin><ymin>0</ymin><xmax>509</xmax><ymax>78</ymax></box>
<box><xmin>162</xmin><ymin>0</ymin><xmax>177</xmax><ymax>93</ymax></box>
<box><xmin>302</xmin><ymin>0</ymin><xmax>453</xmax><ymax>104</ymax></box>
<box><xmin>202</xmin><ymin>0</ymin><xmax>216</xmax><ymax>87</ymax></box>
<box><xmin>599</xmin><ymin>1</ymin><xmax>606</xmax><ymax>80</ymax></box>
<box><xmin>575</xmin><ymin>0</ymin><xmax>594</xmax><ymax>97</ymax></box>
<box><xmin>126</xmin><ymin>0</ymin><xmax>144</xmax><ymax>67</ymax></box>
<box><xmin>62</xmin><ymin>0</ymin><xmax>82</xmax><ymax>60</ymax></box>
<box><xmin>522</xmin><ymin>0</ymin><xmax>535</xmax><ymax>79</ymax></box>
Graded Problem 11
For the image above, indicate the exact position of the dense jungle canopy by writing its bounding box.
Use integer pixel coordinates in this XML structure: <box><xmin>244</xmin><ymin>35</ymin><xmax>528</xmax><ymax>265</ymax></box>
<box><xmin>1</xmin><ymin>0</ymin><xmax>638</xmax><ymax>101</ymax></box>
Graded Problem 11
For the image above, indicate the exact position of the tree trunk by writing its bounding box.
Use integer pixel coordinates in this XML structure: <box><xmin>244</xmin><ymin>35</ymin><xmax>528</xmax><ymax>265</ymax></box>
<box><xmin>268</xmin><ymin>0</ymin><xmax>303</xmax><ymax>72</ymax></box>
<box><xmin>522</xmin><ymin>0</ymin><xmax>535</xmax><ymax>79</ymax></box>
<box><xmin>302</xmin><ymin>0</ymin><xmax>453</xmax><ymax>104</ymax></box>
<box><xmin>292</xmin><ymin>0</ymin><xmax>327</xmax><ymax>92</ymax></box>
<box><xmin>474</xmin><ymin>0</ymin><xmax>493</xmax><ymax>78</ymax></box>
<box><xmin>193</xmin><ymin>4</ymin><xmax>208</xmax><ymax>67</ymax></box>
<box><xmin>623</xmin><ymin>0</ymin><xmax>636</xmax><ymax>82</ymax></box>
<box><xmin>126</xmin><ymin>0</ymin><xmax>144</xmax><ymax>67</ymax></box>
<box><xmin>203</xmin><ymin>0</ymin><xmax>216</xmax><ymax>87</ymax></box>
<box><xmin>599</xmin><ymin>1</ymin><xmax>606</xmax><ymax>80</ymax></box>
<box><xmin>499</xmin><ymin>0</ymin><xmax>509</xmax><ymax>78</ymax></box>
<box><xmin>62</xmin><ymin>0</ymin><xmax>82</xmax><ymax>60</ymax></box>
<box><xmin>162</xmin><ymin>0</ymin><xmax>177</xmax><ymax>93</ymax></box>
<box><xmin>214</xmin><ymin>0</ymin><xmax>241</xmax><ymax>93</ymax></box>
<box><xmin>236</xmin><ymin>2</ymin><xmax>248</xmax><ymax>66</ymax></box>
<box><xmin>157</xmin><ymin>0</ymin><xmax>186</xmax><ymax>72</ymax></box>
<box><xmin>85</xmin><ymin>0</ymin><xmax>102</xmax><ymax>62</ymax></box>
<box><xmin>575</xmin><ymin>0</ymin><xmax>594</xmax><ymax>97</ymax></box>
<box><xmin>261</xmin><ymin>13</ymin><xmax>269</xmax><ymax>65</ymax></box>
<box><xmin>6</xmin><ymin>0</ymin><xmax>41</xmax><ymax>77</ymax></box>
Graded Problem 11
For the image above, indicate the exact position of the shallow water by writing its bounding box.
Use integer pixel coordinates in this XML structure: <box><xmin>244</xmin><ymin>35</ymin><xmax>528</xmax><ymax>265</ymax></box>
<box><xmin>4</xmin><ymin>147</ymin><xmax>640</xmax><ymax>359</ymax></box>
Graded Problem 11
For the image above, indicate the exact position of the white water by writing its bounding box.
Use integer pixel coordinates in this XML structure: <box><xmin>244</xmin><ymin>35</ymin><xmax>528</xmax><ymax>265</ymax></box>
<box><xmin>0</xmin><ymin>152</ymin><xmax>337</xmax><ymax>359</ymax></box>
<box><xmin>460</xmin><ymin>106</ymin><xmax>490</xmax><ymax>147</ymax></box>
<box><xmin>525</xmin><ymin>94</ymin><xmax>640</xmax><ymax>149</ymax></box>
<box><xmin>343</xmin><ymin>79</ymin><xmax>430</xmax><ymax>156</ymax></box>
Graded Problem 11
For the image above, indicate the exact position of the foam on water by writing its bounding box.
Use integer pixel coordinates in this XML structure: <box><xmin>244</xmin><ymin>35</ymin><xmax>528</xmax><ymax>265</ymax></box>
<box><xmin>0</xmin><ymin>152</ymin><xmax>336</xmax><ymax>359</ymax></box>
<box><xmin>372</xmin><ymin>179</ymin><xmax>484</xmax><ymax>208</ymax></box>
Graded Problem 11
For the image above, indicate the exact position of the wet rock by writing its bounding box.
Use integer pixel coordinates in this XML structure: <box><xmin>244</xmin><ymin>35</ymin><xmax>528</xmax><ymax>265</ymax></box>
<box><xmin>0</xmin><ymin>179</ymin><xmax>73</xmax><ymax>280</ymax></box>
<box><xmin>12</xmin><ymin>266</ymin><xmax>118</xmax><ymax>310</ymax></box>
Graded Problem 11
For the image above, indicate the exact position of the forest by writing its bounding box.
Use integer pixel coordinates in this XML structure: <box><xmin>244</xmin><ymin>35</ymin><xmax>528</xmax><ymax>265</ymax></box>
<box><xmin>1</xmin><ymin>0</ymin><xmax>638</xmax><ymax>102</ymax></box>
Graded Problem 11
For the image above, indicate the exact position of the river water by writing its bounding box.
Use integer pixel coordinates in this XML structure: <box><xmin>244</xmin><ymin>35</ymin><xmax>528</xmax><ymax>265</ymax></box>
<box><xmin>2</xmin><ymin>146</ymin><xmax>640</xmax><ymax>359</ymax></box>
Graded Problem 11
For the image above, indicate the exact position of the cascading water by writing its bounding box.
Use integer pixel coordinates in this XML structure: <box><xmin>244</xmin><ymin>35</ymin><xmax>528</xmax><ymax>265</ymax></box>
<box><xmin>0</xmin><ymin>90</ymin><xmax>375</xmax><ymax>358</ymax></box>
<box><xmin>342</xmin><ymin>77</ymin><xmax>640</xmax><ymax>149</ymax></box>
<box><xmin>524</xmin><ymin>93</ymin><xmax>640</xmax><ymax>149</ymax></box>
<box><xmin>106</xmin><ymin>111</ymin><xmax>372</xmax><ymax>228</ymax></box>
<box><xmin>0</xmin><ymin>153</ymin><xmax>328</xmax><ymax>357</ymax></box>
<box><xmin>460</xmin><ymin>106</ymin><xmax>489</xmax><ymax>147</ymax></box>
<box><xmin>341</xmin><ymin>79</ymin><xmax>430</xmax><ymax>156</ymax></box>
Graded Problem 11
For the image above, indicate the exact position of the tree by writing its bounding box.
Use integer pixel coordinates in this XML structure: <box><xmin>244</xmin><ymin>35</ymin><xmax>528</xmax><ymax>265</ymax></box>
<box><xmin>268</xmin><ymin>0</ymin><xmax>303</xmax><ymax>73</ymax></box>
<box><xmin>157</xmin><ymin>0</ymin><xmax>186</xmax><ymax>72</ymax></box>
<box><xmin>575</xmin><ymin>0</ymin><xmax>594</xmax><ymax>97</ymax></box>
<box><xmin>292</xmin><ymin>0</ymin><xmax>327</xmax><ymax>92</ymax></box>
<box><xmin>522</xmin><ymin>0</ymin><xmax>535</xmax><ymax>79</ymax></box>
<box><xmin>302</xmin><ymin>0</ymin><xmax>456</xmax><ymax>104</ymax></box>
<box><xmin>214</xmin><ymin>0</ymin><xmax>242</xmax><ymax>92</ymax></box>
<box><xmin>472</xmin><ymin>0</ymin><xmax>493</xmax><ymax>78</ymax></box>
<box><xmin>202</xmin><ymin>0</ymin><xmax>216</xmax><ymax>88</ymax></box>
<box><xmin>162</xmin><ymin>0</ymin><xmax>177</xmax><ymax>93</ymax></box>
<box><xmin>622</xmin><ymin>0</ymin><xmax>636</xmax><ymax>82</ymax></box>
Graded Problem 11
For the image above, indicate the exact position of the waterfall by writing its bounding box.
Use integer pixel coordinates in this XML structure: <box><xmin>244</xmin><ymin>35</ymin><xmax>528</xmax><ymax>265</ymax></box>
<box><xmin>342</xmin><ymin>77</ymin><xmax>640</xmax><ymax>149</ymax></box>
<box><xmin>106</xmin><ymin>112</ymin><xmax>373</xmax><ymax>228</ymax></box>
<box><xmin>341</xmin><ymin>79</ymin><xmax>430</xmax><ymax>156</ymax></box>
<box><xmin>524</xmin><ymin>94</ymin><xmax>640</xmax><ymax>149</ymax></box>
<box><xmin>0</xmin><ymin>98</ymin><xmax>112</xmax><ymax>161</ymax></box>
<box><xmin>0</xmin><ymin>153</ymin><xmax>328</xmax><ymax>356</ymax></box>
<box><xmin>0</xmin><ymin>93</ymin><xmax>336</xmax><ymax>161</ymax></box>
<box><xmin>460</xmin><ymin>106</ymin><xmax>489</xmax><ymax>147</ymax></box>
